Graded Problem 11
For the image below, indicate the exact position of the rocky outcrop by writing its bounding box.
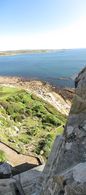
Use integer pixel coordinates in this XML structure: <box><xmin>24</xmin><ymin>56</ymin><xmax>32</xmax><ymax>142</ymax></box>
<box><xmin>36</xmin><ymin>66</ymin><xmax>86</xmax><ymax>195</ymax></box>
<box><xmin>0</xmin><ymin>165</ymin><xmax>44</xmax><ymax>195</ymax></box>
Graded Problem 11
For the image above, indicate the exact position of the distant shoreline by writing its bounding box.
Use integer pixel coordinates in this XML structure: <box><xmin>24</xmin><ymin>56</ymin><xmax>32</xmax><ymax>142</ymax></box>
<box><xmin>0</xmin><ymin>49</ymin><xmax>52</xmax><ymax>56</ymax></box>
<box><xmin>0</xmin><ymin>49</ymin><xmax>70</xmax><ymax>56</ymax></box>
<box><xmin>0</xmin><ymin>48</ymin><xmax>86</xmax><ymax>56</ymax></box>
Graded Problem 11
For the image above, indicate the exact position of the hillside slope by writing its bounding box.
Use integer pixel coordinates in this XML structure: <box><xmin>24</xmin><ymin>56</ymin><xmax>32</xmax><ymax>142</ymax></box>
<box><xmin>0</xmin><ymin>84</ymin><xmax>67</xmax><ymax>163</ymax></box>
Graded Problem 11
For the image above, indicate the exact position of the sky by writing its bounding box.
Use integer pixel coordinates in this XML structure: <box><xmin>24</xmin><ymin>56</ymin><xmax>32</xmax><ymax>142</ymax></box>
<box><xmin>0</xmin><ymin>0</ymin><xmax>86</xmax><ymax>50</ymax></box>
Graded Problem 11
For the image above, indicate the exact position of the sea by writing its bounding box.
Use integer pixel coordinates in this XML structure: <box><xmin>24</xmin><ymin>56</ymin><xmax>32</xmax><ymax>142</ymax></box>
<box><xmin>0</xmin><ymin>49</ymin><xmax>86</xmax><ymax>88</ymax></box>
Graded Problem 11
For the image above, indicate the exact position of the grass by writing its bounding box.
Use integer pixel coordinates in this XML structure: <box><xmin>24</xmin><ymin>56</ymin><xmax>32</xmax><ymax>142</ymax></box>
<box><xmin>0</xmin><ymin>150</ymin><xmax>7</xmax><ymax>162</ymax></box>
<box><xmin>0</xmin><ymin>86</ymin><xmax>66</xmax><ymax>159</ymax></box>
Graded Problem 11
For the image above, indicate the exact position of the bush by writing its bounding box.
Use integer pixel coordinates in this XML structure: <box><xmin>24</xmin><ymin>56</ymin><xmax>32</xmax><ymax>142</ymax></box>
<box><xmin>35</xmin><ymin>134</ymin><xmax>54</xmax><ymax>159</ymax></box>
<box><xmin>27</xmin><ymin>126</ymin><xmax>36</xmax><ymax>136</ymax></box>
<box><xmin>35</xmin><ymin>139</ymin><xmax>46</xmax><ymax>155</ymax></box>
<box><xmin>6</xmin><ymin>96</ymin><xmax>15</xmax><ymax>102</ymax></box>
<box><xmin>19</xmin><ymin>134</ymin><xmax>30</xmax><ymax>144</ymax></box>
<box><xmin>7</xmin><ymin>104</ymin><xmax>14</xmax><ymax>115</ymax></box>
<box><xmin>43</xmin><ymin>134</ymin><xmax>53</xmax><ymax>158</ymax></box>
<box><xmin>12</xmin><ymin>113</ymin><xmax>23</xmax><ymax>122</ymax></box>
<box><xmin>42</xmin><ymin>114</ymin><xmax>60</xmax><ymax>126</ymax></box>
<box><xmin>0</xmin><ymin>101</ymin><xmax>8</xmax><ymax>110</ymax></box>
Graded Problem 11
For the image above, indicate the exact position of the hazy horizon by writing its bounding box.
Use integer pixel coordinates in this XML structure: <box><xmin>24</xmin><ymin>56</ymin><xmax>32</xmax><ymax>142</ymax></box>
<box><xmin>0</xmin><ymin>48</ymin><xmax>86</xmax><ymax>52</ymax></box>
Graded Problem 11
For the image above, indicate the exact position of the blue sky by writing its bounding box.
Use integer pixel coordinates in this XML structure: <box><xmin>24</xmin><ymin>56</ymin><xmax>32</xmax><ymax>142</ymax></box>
<box><xmin>0</xmin><ymin>0</ymin><xmax>86</xmax><ymax>50</ymax></box>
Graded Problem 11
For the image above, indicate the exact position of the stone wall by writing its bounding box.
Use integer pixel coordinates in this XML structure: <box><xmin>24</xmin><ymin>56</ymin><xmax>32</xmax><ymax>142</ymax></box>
<box><xmin>38</xmin><ymin>67</ymin><xmax>86</xmax><ymax>195</ymax></box>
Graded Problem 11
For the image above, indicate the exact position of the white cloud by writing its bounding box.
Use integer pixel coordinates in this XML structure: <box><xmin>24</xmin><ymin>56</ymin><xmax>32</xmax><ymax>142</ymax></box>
<box><xmin>0</xmin><ymin>16</ymin><xmax>86</xmax><ymax>50</ymax></box>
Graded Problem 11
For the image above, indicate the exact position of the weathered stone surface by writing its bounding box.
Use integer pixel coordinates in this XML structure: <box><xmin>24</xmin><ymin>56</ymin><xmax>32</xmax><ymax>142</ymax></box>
<box><xmin>73</xmin><ymin>162</ymin><xmax>86</xmax><ymax>183</ymax></box>
<box><xmin>43</xmin><ymin>136</ymin><xmax>65</xmax><ymax>177</ymax></box>
<box><xmin>0</xmin><ymin>179</ymin><xmax>16</xmax><ymax>195</ymax></box>
<box><xmin>0</xmin><ymin>165</ymin><xmax>44</xmax><ymax>195</ymax></box>
<box><xmin>40</xmin><ymin>162</ymin><xmax>86</xmax><ymax>195</ymax></box>
<box><xmin>37</xmin><ymin>67</ymin><xmax>86</xmax><ymax>194</ymax></box>
<box><xmin>14</xmin><ymin>165</ymin><xmax>44</xmax><ymax>195</ymax></box>
<box><xmin>66</xmin><ymin>125</ymin><xmax>74</xmax><ymax>136</ymax></box>
<box><xmin>0</xmin><ymin>162</ymin><xmax>13</xmax><ymax>175</ymax></box>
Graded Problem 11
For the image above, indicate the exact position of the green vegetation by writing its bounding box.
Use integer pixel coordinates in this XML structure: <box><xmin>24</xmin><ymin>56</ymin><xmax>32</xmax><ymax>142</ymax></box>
<box><xmin>0</xmin><ymin>150</ymin><xmax>7</xmax><ymax>162</ymax></box>
<box><xmin>0</xmin><ymin>86</ymin><xmax>66</xmax><ymax>159</ymax></box>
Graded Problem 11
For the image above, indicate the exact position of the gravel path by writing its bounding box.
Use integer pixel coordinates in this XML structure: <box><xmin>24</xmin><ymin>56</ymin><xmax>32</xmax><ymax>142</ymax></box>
<box><xmin>0</xmin><ymin>142</ymin><xmax>39</xmax><ymax>166</ymax></box>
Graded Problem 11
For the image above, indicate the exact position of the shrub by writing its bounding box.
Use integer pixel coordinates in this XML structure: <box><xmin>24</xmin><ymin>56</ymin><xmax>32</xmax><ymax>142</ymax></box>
<box><xmin>42</xmin><ymin>114</ymin><xmax>60</xmax><ymax>126</ymax></box>
<box><xmin>0</xmin><ymin>101</ymin><xmax>8</xmax><ymax>110</ymax></box>
<box><xmin>19</xmin><ymin>134</ymin><xmax>30</xmax><ymax>144</ymax></box>
<box><xmin>11</xmin><ymin>112</ymin><xmax>22</xmax><ymax>122</ymax></box>
<box><xmin>35</xmin><ymin>139</ymin><xmax>46</xmax><ymax>155</ymax></box>
<box><xmin>27</xmin><ymin>126</ymin><xmax>36</xmax><ymax>136</ymax></box>
<box><xmin>7</xmin><ymin>104</ymin><xmax>14</xmax><ymax>115</ymax></box>
<box><xmin>35</xmin><ymin>134</ymin><xmax>54</xmax><ymax>159</ymax></box>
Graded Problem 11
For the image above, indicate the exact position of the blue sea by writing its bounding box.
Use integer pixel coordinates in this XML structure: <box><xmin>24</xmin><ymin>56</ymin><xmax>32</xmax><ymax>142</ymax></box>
<box><xmin>0</xmin><ymin>49</ymin><xmax>86</xmax><ymax>88</ymax></box>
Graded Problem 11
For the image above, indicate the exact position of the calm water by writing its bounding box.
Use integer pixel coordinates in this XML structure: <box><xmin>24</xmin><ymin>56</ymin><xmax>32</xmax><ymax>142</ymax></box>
<box><xmin>0</xmin><ymin>49</ymin><xmax>86</xmax><ymax>87</ymax></box>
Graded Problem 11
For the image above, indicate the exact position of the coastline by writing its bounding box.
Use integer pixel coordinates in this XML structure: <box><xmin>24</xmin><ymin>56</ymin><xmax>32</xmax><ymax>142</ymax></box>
<box><xmin>0</xmin><ymin>50</ymin><xmax>51</xmax><ymax>56</ymax></box>
<box><xmin>0</xmin><ymin>49</ymin><xmax>67</xmax><ymax>56</ymax></box>
<box><xmin>0</xmin><ymin>76</ymin><xmax>74</xmax><ymax>115</ymax></box>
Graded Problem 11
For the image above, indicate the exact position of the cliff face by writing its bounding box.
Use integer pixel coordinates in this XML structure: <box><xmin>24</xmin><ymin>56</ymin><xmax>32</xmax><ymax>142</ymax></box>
<box><xmin>0</xmin><ymin>67</ymin><xmax>86</xmax><ymax>195</ymax></box>
<box><xmin>37</xmin><ymin>67</ymin><xmax>86</xmax><ymax>195</ymax></box>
